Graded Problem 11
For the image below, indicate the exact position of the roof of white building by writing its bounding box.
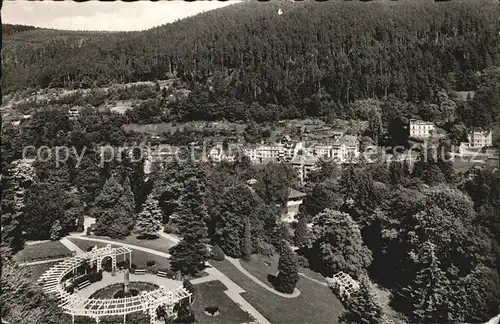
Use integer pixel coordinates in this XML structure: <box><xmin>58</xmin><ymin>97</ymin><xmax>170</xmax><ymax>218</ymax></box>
<box><xmin>291</xmin><ymin>154</ymin><xmax>318</xmax><ymax>165</ymax></box>
<box><xmin>288</xmin><ymin>188</ymin><xmax>306</xmax><ymax>199</ymax></box>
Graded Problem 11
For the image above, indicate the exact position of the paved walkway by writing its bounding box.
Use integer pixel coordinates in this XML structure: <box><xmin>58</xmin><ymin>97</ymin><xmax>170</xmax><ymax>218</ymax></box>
<box><xmin>227</xmin><ymin>257</ymin><xmax>301</xmax><ymax>298</ymax></box>
<box><xmin>25</xmin><ymin>239</ymin><xmax>51</xmax><ymax>246</ymax></box>
<box><xmin>159</xmin><ymin>232</ymin><xmax>301</xmax><ymax>298</ymax></box>
<box><xmin>68</xmin><ymin>216</ymin><xmax>95</xmax><ymax>237</ymax></box>
<box><xmin>60</xmin><ymin>237</ymin><xmax>85</xmax><ymax>255</ymax></box>
<box><xmin>69</xmin><ymin>236</ymin><xmax>271</xmax><ymax>324</ymax></box>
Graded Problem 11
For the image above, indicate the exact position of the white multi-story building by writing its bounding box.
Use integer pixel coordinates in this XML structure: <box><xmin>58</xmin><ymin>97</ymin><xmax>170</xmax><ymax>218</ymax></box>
<box><xmin>312</xmin><ymin>145</ymin><xmax>333</xmax><ymax>158</ymax></box>
<box><xmin>335</xmin><ymin>135</ymin><xmax>360</xmax><ymax>163</ymax></box>
<box><xmin>409</xmin><ymin>119</ymin><xmax>435</xmax><ymax>138</ymax></box>
<box><xmin>68</xmin><ymin>106</ymin><xmax>81</xmax><ymax>120</ymax></box>
<box><xmin>208</xmin><ymin>143</ymin><xmax>237</xmax><ymax>163</ymax></box>
<box><xmin>291</xmin><ymin>155</ymin><xmax>319</xmax><ymax>184</ymax></box>
<box><xmin>305</xmin><ymin>135</ymin><xmax>359</xmax><ymax>164</ymax></box>
<box><xmin>244</xmin><ymin>141</ymin><xmax>304</xmax><ymax>164</ymax></box>
<box><xmin>462</xmin><ymin>129</ymin><xmax>493</xmax><ymax>148</ymax></box>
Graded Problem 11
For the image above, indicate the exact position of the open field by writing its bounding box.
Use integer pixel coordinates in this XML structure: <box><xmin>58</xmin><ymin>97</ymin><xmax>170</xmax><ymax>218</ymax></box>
<box><xmin>14</xmin><ymin>241</ymin><xmax>73</xmax><ymax>263</ymax></box>
<box><xmin>210</xmin><ymin>258</ymin><xmax>344</xmax><ymax>324</ymax></box>
<box><xmin>192</xmin><ymin>280</ymin><xmax>254</xmax><ymax>324</ymax></box>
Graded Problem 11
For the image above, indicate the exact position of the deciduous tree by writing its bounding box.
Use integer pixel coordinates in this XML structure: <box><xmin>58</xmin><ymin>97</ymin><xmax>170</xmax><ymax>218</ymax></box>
<box><xmin>311</xmin><ymin>209</ymin><xmax>372</xmax><ymax>278</ymax></box>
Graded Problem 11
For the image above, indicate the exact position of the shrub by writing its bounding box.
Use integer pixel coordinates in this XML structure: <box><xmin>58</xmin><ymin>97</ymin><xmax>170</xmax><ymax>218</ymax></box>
<box><xmin>209</xmin><ymin>245</ymin><xmax>225</xmax><ymax>261</ymax></box>
<box><xmin>164</xmin><ymin>223</ymin><xmax>179</xmax><ymax>234</ymax></box>
<box><xmin>77</xmin><ymin>215</ymin><xmax>85</xmax><ymax>232</ymax></box>
<box><xmin>183</xmin><ymin>279</ymin><xmax>195</xmax><ymax>295</ymax></box>
<box><xmin>159</xmin><ymin>268</ymin><xmax>176</xmax><ymax>279</ymax></box>
<box><xmin>73</xmin><ymin>270</ymin><xmax>103</xmax><ymax>287</ymax></box>
<box><xmin>256</xmin><ymin>240</ymin><xmax>276</xmax><ymax>257</ymax></box>
<box><xmin>146</xmin><ymin>260</ymin><xmax>156</xmax><ymax>267</ymax></box>
<box><xmin>117</xmin><ymin>261</ymin><xmax>128</xmax><ymax>269</ymax></box>
<box><xmin>296</xmin><ymin>255</ymin><xmax>310</xmax><ymax>268</ymax></box>
<box><xmin>95</xmin><ymin>270</ymin><xmax>103</xmax><ymax>282</ymax></box>
<box><xmin>102</xmin><ymin>258</ymin><xmax>112</xmax><ymax>272</ymax></box>
<box><xmin>147</xmin><ymin>264</ymin><xmax>159</xmax><ymax>275</ymax></box>
<box><xmin>66</xmin><ymin>285</ymin><xmax>75</xmax><ymax>294</ymax></box>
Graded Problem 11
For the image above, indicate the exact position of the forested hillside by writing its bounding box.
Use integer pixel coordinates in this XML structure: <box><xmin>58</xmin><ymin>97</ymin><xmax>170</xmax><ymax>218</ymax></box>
<box><xmin>4</xmin><ymin>0</ymin><xmax>500</xmax><ymax>110</ymax></box>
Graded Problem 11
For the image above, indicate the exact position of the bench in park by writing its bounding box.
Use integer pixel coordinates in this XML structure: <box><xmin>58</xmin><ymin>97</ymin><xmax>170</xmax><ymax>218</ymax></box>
<box><xmin>135</xmin><ymin>269</ymin><xmax>146</xmax><ymax>275</ymax></box>
<box><xmin>157</xmin><ymin>270</ymin><xmax>168</xmax><ymax>278</ymax></box>
<box><xmin>78</xmin><ymin>280</ymin><xmax>90</xmax><ymax>290</ymax></box>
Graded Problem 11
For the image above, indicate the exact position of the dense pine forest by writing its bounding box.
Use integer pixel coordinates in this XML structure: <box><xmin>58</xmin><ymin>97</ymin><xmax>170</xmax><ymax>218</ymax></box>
<box><xmin>4</xmin><ymin>1</ymin><xmax>500</xmax><ymax>110</ymax></box>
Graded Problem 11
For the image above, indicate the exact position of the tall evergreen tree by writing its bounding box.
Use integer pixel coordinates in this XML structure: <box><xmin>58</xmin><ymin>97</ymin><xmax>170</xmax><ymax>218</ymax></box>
<box><xmin>170</xmin><ymin>177</ymin><xmax>209</xmax><ymax>276</ymax></box>
<box><xmin>49</xmin><ymin>220</ymin><xmax>62</xmax><ymax>241</ymax></box>
<box><xmin>93</xmin><ymin>176</ymin><xmax>135</xmax><ymax>238</ymax></box>
<box><xmin>276</xmin><ymin>240</ymin><xmax>299</xmax><ymax>294</ymax></box>
<box><xmin>213</xmin><ymin>184</ymin><xmax>259</xmax><ymax>258</ymax></box>
<box><xmin>339</xmin><ymin>280</ymin><xmax>385</xmax><ymax>324</ymax></box>
<box><xmin>389</xmin><ymin>160</ymin><xmax>404</xmax><ymax>185</ymax></box>
<box><xmin>409</xmin><ymin>241</ymin><xmax>454</xmax><ymax>323</ymax></box>
<box><xmin>294</xmin><ymin>213</ymin><xmax>310</xmax><ymax>249</ymax></box>
<box><xmin>0</xmin><ymin>213</ymin><xmax>24</xmax><ymax>252</ymax></box>
<box><xmin>242</xmin><ymin>218</ymin><xmax>252</xmax><ymax>262</ymax></box>
<box><xmin>135</xmin><ymin>194</ymin><xmax>163</xmax><ymax>238</ymax></box>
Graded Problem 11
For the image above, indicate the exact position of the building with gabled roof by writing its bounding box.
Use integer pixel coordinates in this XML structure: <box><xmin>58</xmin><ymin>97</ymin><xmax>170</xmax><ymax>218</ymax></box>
<box><xmin>291</xmin><ymin>154</ymin><xmax>319</xmax><ymax>184</ymax></box>
<box><xmin>281</xmin><ymin>188</ymin><xmax>307</xmax><ymax>223</ymax></box>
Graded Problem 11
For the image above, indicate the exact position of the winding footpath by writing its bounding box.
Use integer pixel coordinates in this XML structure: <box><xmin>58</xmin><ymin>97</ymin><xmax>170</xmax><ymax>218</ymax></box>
<box><xmin>158</xmin><ymin>232</ymin><xmax>301</xmax><ymax>297</ymax></box>
<box><xmin>226</xmin><ymin>256</ymin><xmax>301</xmax><ymax>298</ymax></box>
<box><xmin>298</xmin><ymin>272</ymin><xmax>329</xmax><ymax>287</ymax></box>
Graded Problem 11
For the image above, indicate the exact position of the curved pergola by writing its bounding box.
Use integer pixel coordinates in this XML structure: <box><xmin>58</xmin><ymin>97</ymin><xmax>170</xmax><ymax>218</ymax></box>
<box><xmin>38</xmin><ymin>244</ymin><xmax>191</xmax><ymax>324</ymax></box>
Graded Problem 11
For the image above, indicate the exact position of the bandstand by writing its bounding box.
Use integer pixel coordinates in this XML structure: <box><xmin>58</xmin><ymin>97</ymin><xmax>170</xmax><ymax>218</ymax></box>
<box><xmin>38</xmin><ymin>245</ymin><xmax>192</xmax><ymax>324</ymax></box>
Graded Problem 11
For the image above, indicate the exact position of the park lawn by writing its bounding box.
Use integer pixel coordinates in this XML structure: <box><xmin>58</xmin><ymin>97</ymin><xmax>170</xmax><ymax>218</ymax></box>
<box><xmin>23</xmin><ymin>261</ymin><xmax>62</xmax><ymax>281</ymax></box>
<box><xmin>243</xmin><ymin>255</ymin><xmax>408</xmax><ymax>324</ymax></box>
<box><xmin>90</xmin><ymin>282</ymin><xmax>159</xmax><ymax>299</ymax></box>
<box><xmin>299</xmin><ymin>266</ymin><xmax>329</xmax><ymax>282</ymax></box>
<box><xmin>87</xmin><ymin>234</ymin><xmax>175</xmax><ymax>253</ymax></box>
<box><xmin>210</xmin><ymin>259</ymin><xmax>344</xmax><ymax>324</ymax></box>
<box><xmin>14</xmin><ymin>241</ymin><xmax>73</xmax><ymax>263</ymax></box>
<box><xmin>192</xmin><ymin>280</ymin><xmax>254</xmax><ymax>324</ymax></box>
<box><xmin>68</xmin><ymin>238</ymin><xmax>171</xmax><ymax>269</ymax></box>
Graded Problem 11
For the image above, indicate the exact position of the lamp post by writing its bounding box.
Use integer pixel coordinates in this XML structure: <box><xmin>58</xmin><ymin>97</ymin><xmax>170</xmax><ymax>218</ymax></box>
<box><xmin>124</xmin><ymin>268</ymin><xmax>130</xmax><ymax>295</ymax></box>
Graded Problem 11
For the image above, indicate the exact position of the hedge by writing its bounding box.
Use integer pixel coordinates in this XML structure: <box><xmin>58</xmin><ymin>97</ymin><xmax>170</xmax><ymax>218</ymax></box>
<box><xmin>209</xmin><ymin>245</ymin><xmax>225</xmax><ymax>261</ymax></box>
